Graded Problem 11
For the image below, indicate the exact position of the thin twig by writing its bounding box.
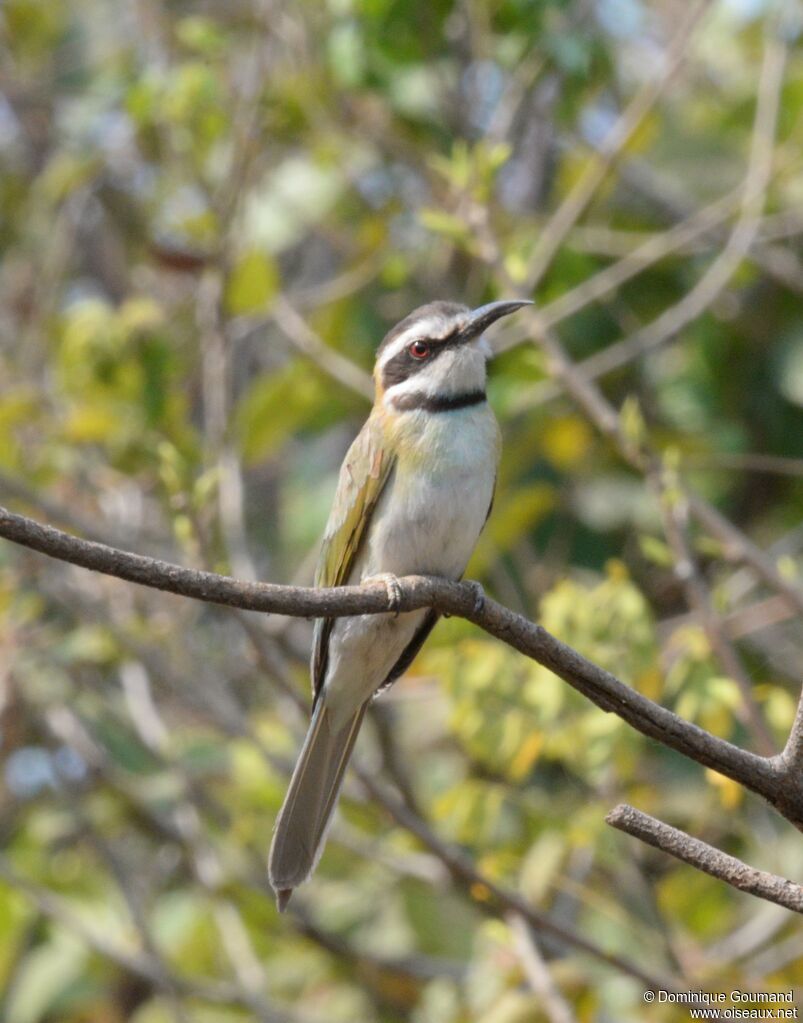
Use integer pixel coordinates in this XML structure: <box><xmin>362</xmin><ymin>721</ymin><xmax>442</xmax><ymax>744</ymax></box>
<box><xmin>0</xmin><ymin>505</ymin><xmax>795</xmax><ymax>825</ymax></box>
<box><xmin>357</xmin><ymin>772</ymin><xmax>677</xmax><ymax>991</ymax></box>
<box><xmin>504</xmin><ymin>23</ymin><xmax>787</xmax><ymax>407</ymax></box>
<box><xmin>571</xmin><ymin>25</ymin><xmax>786</xmax><ymax>382</ymax></box>
<box><xmin>649</xmin><ymin>468</ymin><xmax>777</xmax><ymax>754</ymax></box>
<box><xmin>508</xmin><ymin>914</ymin><xmax>578</xmax><ymax>1023</ymax></box>
<box><xmin>0</xmin><ymin>470</ymin><xmax>166</xmax><ymax>554</ymax></box>
<box><xmin>606</xmin><ymin>804</ymin><xmax>803</xmax><ymax>915</ymax></box>
<box><xmin>509</xmin><ymin>326</ymin><xmax>803</xmax><ymax>627</ymax></box>
<box><xmin>493</xmin><ymin>188</ymin><xmax>743</xmax><ymax>358</ymax></box>
<box><xmin>782</xmin><ymin>690</ymin><xmax>803</xmax><ymax>776</ymax></box>
<box><xmin>198</xmin><ymin>272</ymin><xmax>261</xmax><ymax>582</ymax></box>
<box><xmin>523</xmin><ymin>0</ymin><xmax>713</xmax><ymax>290</ymax></box>
<box><xmin>0</xmin><ymin>855</ymin><xmax>298</xmax><ymax>1017</ymax></box>
<box><xmin>681</xmin><ymin>452</ymin><xmax>803</xmax><ymax>478</ymax></box>
<box><xmin>272</xmin><ymin>295</ymin><xmax>375</xmax><ymax>400</ymax></box>
<box><xmin>687</xmin><ymin>494</ymin><xmax>803</xmax><ymax>618</ymax></box>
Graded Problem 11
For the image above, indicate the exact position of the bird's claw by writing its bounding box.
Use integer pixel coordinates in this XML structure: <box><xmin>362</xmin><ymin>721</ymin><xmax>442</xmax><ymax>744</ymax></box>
<box><xmin>467</xmin><ymin>580</ymin><xmax>486</xmax><ymax>615</ymax></box>
<box><xmin>368</xmin><ymin>573</ymin><xmax>403</xmax><ymax>617</ymax></box>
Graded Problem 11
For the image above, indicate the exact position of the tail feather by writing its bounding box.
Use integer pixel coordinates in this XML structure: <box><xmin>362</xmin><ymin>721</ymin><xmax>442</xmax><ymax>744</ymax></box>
<box><xmin>269</xmin><ymin>699</ymin><xmax>367</xmax><ymax>909</ymax></box>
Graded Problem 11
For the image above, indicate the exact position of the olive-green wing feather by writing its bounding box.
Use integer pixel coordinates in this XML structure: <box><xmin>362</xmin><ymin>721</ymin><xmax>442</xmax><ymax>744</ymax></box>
<box><xmin>311</xmin><ymin>414</ymin><xmax>396</xmax><ymax>704</ymax></box>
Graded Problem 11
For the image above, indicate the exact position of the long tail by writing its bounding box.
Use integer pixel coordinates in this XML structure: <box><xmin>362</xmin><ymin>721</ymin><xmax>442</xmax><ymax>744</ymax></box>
<box><xmin>269</xmin><ymin>698</ymin><xmax>367</xmax><ymax>911</ymax></box>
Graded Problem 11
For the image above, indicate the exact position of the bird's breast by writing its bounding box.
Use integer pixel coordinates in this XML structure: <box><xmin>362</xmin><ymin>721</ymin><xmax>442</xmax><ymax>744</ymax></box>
<box><xmin>358</xmin><ymin>405</ymin><xmax>499</xmax><ymax>581</ymax></box>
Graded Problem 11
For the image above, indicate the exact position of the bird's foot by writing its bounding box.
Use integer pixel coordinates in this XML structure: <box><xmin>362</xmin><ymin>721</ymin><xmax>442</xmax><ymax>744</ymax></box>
<box><xmin>467</xmin><ymin>580</ymin><xmax>486</xmax><ymax>615</ymax></box>
<box><xmin>366</xmin><ymin>573</ymin><xmax>403</xmax><ymax>617</ymax></box>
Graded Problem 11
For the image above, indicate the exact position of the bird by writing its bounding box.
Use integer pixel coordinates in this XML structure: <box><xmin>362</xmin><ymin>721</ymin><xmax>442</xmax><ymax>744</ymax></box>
<box><xmin>268</xmin><ymin>298</ymin><xmax>531</xmax><ymax>910</ymax></box>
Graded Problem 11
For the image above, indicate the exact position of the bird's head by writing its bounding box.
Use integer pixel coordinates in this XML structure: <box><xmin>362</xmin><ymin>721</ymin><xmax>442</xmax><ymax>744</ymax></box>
<box><xmin>374</xmin><ymin>299</ymin><xmax>531</xmax><ymax>411</ymax></box>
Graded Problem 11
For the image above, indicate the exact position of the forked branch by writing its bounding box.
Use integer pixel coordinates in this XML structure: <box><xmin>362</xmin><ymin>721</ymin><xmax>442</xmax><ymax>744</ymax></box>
<box><xmin>1</xmin><ymin>503</ymin><xmax>801</xmax><ymax>837</ymax></box>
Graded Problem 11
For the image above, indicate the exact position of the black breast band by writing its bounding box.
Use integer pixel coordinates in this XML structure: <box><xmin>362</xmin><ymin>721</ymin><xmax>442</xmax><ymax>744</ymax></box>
<box><xmin>391</xmin><ymin>390</ymin><xmax>487</xmax><ymax>413</ymax></box>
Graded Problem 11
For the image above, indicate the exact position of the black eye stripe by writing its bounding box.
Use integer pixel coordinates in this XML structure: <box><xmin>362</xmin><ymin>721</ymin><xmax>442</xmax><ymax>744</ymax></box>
<box><xmin>381</xmin><ymin>329</ymin><xmax>462</xmax><ymax>388</ymax></box>
<box><xmin>375</xmin><ymin>301</ymin><xmax>469</xmax><ymax>359</ymax></box>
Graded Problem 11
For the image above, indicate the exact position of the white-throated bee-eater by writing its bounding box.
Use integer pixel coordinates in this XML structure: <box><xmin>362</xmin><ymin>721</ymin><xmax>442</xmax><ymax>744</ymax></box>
<box><xmin>268</xmin><ymin>298</ymin><xmax>531</xmax><ymax>910</ymax></box>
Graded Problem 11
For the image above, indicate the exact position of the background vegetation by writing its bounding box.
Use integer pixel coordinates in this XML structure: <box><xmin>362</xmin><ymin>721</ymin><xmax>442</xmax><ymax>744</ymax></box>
<box><xmin>1</xmin><ymin>0</ymin><xmax>802</xmax><ymax>1019</ymax></box>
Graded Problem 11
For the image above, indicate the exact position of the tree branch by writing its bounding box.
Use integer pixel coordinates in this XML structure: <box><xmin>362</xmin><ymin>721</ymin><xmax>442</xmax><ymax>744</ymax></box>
<box><xmin>508</xmin><ymin>913</ymin><xmax>579</xmax><ymax>1023</ymax></box>
<box><xmin>0</xmin><ymin>503</ymin><xmax>434</xmax><ymax>618</ymax></box>
<box><xmin>523</xmin><ymin>0</ymin><xmax>713</xmax><ymax>290</ymax></box>
<box><xmin>606</xmin><ymin>804</ymin><xmax>803</xmax><ymax>915</ymax></box>
<box><xmin>0</xmin><ymin>855</ymin><xmax>299</xmax><ymax>1021</ymax></box>
<box><xmin>562</xmin><ymin>18</ymin><xmax>786</xmax><ymax>385</ymax></box>
<box><xmin>272</xmin><ymin>295</ymin><xmax>375</xmax><ymax>400</ymax></box>
<box><xmin>783</xmin><ymin>691</ymin><xmax>803</xmax><ymax>775</ymax></box>
<box><xmin>2</xmin><ymin>504</ymin><xmax>800</xmax><ymax>831</ymax></box>
<box><xmin>357</xmin><ymin>772</ymin><xmax>675</xmax><ymax>991</ymax></box>
<box><xmin>649</xmin><ymin>468</ymin><xmax>777</xmax><ymax>755</ymax></box>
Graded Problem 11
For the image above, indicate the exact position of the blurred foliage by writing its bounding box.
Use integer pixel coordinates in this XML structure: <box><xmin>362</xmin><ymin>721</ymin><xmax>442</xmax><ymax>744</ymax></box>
<box><xmin>1</xmin><ymin>0</ymin><xmax>803</xmax><ymax>1020</ymax></box>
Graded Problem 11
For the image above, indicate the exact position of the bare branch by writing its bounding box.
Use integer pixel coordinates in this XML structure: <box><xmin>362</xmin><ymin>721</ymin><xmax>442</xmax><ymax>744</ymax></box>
<box><xmin>650</xmin><ymin>468</ymin><xmax>777</xmax><ymax>754</ymax></box>
<box><xmin>508</xmin><ymin>914</ymin><xmax>578</xmax><ymax>1023</ymax></box>
<box><xmin>523</xmin><ymin>0</ymin><xmax>713</xmax><ymax>290</ymax></box>
<box><xmin>272</xmin><ymin>296</ymin><xmax>375</xmax><ymax>400</ymax></box>
<box><xmin>356</xmin><ymin>772</ymin><xmax>677</xmax><ymax>991</ymax></box>
<box><xmin>1</xmin><ymin>504</ymin><xmax>797</xmax><ymax>827</ymax></box>
<box><xmin>567</xmin><ymin>23</ymin><xmax>786</xmax><ymax>383</ymax></box>
<box><xmin>781</xmin><ymin>690</ymin><xmax>803</xmax><ymax>778</ymax></box>
<box><xmin>606</xmin><ymin>804</ymin><xmax>803</xmax><ymax>915</ymax></box>
<box><xmin>493</xmin><ymin>188</ymin><xmax>743</xmax><ymax>358</ymax></box>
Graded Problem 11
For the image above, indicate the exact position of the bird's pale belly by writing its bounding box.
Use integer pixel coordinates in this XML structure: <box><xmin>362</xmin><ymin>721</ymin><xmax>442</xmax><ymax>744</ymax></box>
<box><xmin>366</xmin><ymin>462</ymin><xmax>493</xmax><ymax>578</ymax></box>
<box><xmin>364</xmin><ymin>401</ymin><xmax>498</xmax><ymax>579</ymax></box>
<box><xmin>322</xmin><ymin>414</ymin><xmax>497</xmax><ymax>723</ymax></box>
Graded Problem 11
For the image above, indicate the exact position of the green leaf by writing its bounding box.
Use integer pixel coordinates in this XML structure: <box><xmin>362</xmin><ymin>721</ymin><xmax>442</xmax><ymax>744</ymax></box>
<box><xmin>5</xmin><ymin>929</ymin><xmax>88</xmax><ymax>1023</ymax></box>
<box><xmin>234</xmin><ymin>360</ymin><xmax>351</xmax><ymax>464</ymax></box>
<box><xmin>639</xmin><ymin>534</ymin><xmax>674</xmax><ymax>567</ymax></box>
<box><xmin>419</xmin><ymin>208</ymin><xmax>471</xmax><ymax>243</ymax></box>
<box><xmin>175</xmin><ymin>15</ymin><xmax>227</xmax><ymax>56</ymax></box>
<box><xmin>225</xmin><ymin>250</ymin><xmax>279</xmax><ymax>315</ymax></box>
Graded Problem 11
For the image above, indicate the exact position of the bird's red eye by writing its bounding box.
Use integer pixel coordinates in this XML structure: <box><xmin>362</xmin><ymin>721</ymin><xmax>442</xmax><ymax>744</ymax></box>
<box><xmin>409</xmin><ymin>340</ymin><xmax>430</xmax><ymax>359</ymax></box>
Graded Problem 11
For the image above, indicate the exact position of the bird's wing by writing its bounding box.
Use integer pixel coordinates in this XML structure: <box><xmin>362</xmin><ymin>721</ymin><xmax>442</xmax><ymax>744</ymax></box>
<box><xmin>484</xmin><ymin>473</ymin><xmax>497</xmax><ymax>528</ymax></box>
<box><xmin>311</xmin><ymin>413</ymin><xmax>396</xmax><ymax>704</ymax></box>
<box><xmin>373</xmin><ymin>608</ymin><xmax>439</xmax><ymax>698</ymax></box>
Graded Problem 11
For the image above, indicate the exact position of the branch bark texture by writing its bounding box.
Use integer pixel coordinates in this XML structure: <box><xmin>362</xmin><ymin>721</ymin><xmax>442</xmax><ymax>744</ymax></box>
<box><xmin>606</xmin><ymin>804</ymin><xmax>803</xmax><ymax>915</ymax></box>
<box><xmin>1</xmin><ymin>504</ymin><xmax>801</xmax><ymax>833</ymax></box>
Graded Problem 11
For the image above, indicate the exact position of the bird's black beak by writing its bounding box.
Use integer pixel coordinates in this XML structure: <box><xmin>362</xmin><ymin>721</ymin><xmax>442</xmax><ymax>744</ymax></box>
<box><xmin>459</xmin><ymin>299</ymin><xmax>533</xmax><ymax>343</ymax></box>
